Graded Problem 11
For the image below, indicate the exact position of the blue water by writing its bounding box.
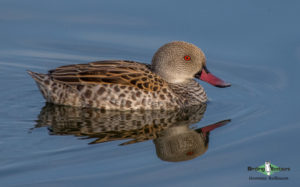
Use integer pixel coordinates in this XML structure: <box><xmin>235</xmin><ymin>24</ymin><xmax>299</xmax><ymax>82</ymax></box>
<box><xmin>0</xmin><ymin>0</ymin><xmax>299</xmax><ymax>186</ymax></box>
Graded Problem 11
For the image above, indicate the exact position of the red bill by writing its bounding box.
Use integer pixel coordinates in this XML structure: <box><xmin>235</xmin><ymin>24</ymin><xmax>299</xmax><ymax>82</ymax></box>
<box><xmin>195</xmin><ymin>66</ymin><xmax>231</xmax><ymax>88</ymax></box>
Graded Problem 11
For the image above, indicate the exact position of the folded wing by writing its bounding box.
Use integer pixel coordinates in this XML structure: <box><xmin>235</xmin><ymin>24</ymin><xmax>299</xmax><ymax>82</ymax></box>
<box><xmin>49</xmin><ymin>60</ymin><xmax>165</xmax><ymax>92</ymax></box>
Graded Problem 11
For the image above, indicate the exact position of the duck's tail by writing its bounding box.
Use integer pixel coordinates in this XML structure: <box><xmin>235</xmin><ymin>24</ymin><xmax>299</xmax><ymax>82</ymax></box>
<box><xmin>27</xmin><ymin>70</ymin><xmax>47</xmax><ymax>84</ymax></box>
<box><xmin>27</xmin><ymin>70</ymin><xmax>50</xmax><ymax>101</ymax></box>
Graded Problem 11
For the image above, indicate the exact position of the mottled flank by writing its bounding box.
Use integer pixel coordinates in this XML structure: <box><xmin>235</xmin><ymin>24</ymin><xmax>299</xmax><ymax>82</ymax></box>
<box><xmin>26</xmin><ymin>41</ymin><xmax>227</xmax><ymax>110</ymax></box>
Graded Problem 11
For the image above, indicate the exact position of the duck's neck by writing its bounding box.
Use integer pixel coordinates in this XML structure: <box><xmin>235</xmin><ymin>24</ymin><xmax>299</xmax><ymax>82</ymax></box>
<box><xmin>168</xmin><ymin>80</ymin><xmax>207</xmax><ymax>105</ymax></box>
<box><xmin>150</xmin><ymin>64</ymin><xmax>192</xmax><ymax>84</ymax></box>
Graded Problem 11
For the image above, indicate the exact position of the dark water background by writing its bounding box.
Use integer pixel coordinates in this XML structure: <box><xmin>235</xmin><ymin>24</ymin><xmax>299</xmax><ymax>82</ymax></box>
<box><xmin>0</xmin><ymin>0</ymin><xmax>299</xmax><ymax>186</ymax></box>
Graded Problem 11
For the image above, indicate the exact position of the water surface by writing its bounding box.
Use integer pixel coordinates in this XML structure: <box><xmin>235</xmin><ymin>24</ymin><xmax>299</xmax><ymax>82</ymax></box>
<box><xmin>0</xmin><ymin>0</ymin><xmax>299</xmax><ymax>186</ymax></box>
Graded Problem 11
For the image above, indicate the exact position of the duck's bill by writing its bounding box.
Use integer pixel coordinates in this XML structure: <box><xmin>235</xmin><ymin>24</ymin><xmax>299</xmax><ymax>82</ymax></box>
<box><xmin>195</xmin><ymin>66</ymin><xmax>231</xmax><ymax>88</ymax></box>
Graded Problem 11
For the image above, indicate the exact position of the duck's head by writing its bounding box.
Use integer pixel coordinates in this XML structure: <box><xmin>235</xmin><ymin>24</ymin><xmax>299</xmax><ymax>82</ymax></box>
<box><xmin>152</xmin><ymin>41</ymin><xmax>230</xmax><ymax>87</ymax></box>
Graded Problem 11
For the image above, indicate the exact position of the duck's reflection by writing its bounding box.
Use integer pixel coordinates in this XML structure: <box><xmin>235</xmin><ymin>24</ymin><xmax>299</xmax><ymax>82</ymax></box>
<box><xmin>34</xmin><ymin>103</ymin><xmax>230</xmax><ymax>162</ymax></box>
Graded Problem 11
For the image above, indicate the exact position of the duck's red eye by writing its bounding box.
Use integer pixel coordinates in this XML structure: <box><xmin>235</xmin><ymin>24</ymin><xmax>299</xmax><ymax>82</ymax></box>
<box><xmin>184</xmin><ymin>55</ymin><xmax>191</xmax><ymax>61</ymax></box>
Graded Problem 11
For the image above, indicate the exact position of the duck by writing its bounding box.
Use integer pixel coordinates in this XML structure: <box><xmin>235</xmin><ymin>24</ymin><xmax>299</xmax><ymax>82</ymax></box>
<box><xmin>28</xmin><ymin>41</ymin><xmax>230</xmax><ymax>110</ymax></box>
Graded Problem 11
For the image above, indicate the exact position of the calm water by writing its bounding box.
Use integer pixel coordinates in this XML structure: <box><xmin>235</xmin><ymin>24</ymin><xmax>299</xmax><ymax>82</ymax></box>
<box><xmin>0</xmin><ymin>0</ymin><xmax>299</xmax><ymax>186</ymax></box>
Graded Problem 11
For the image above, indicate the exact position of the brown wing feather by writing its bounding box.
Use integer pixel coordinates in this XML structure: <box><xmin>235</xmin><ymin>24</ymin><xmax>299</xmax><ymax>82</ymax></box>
<box><xmin>49</xmin><ymin>60</ymin><xmax>165</xmax><ymax>91</ymax></box>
